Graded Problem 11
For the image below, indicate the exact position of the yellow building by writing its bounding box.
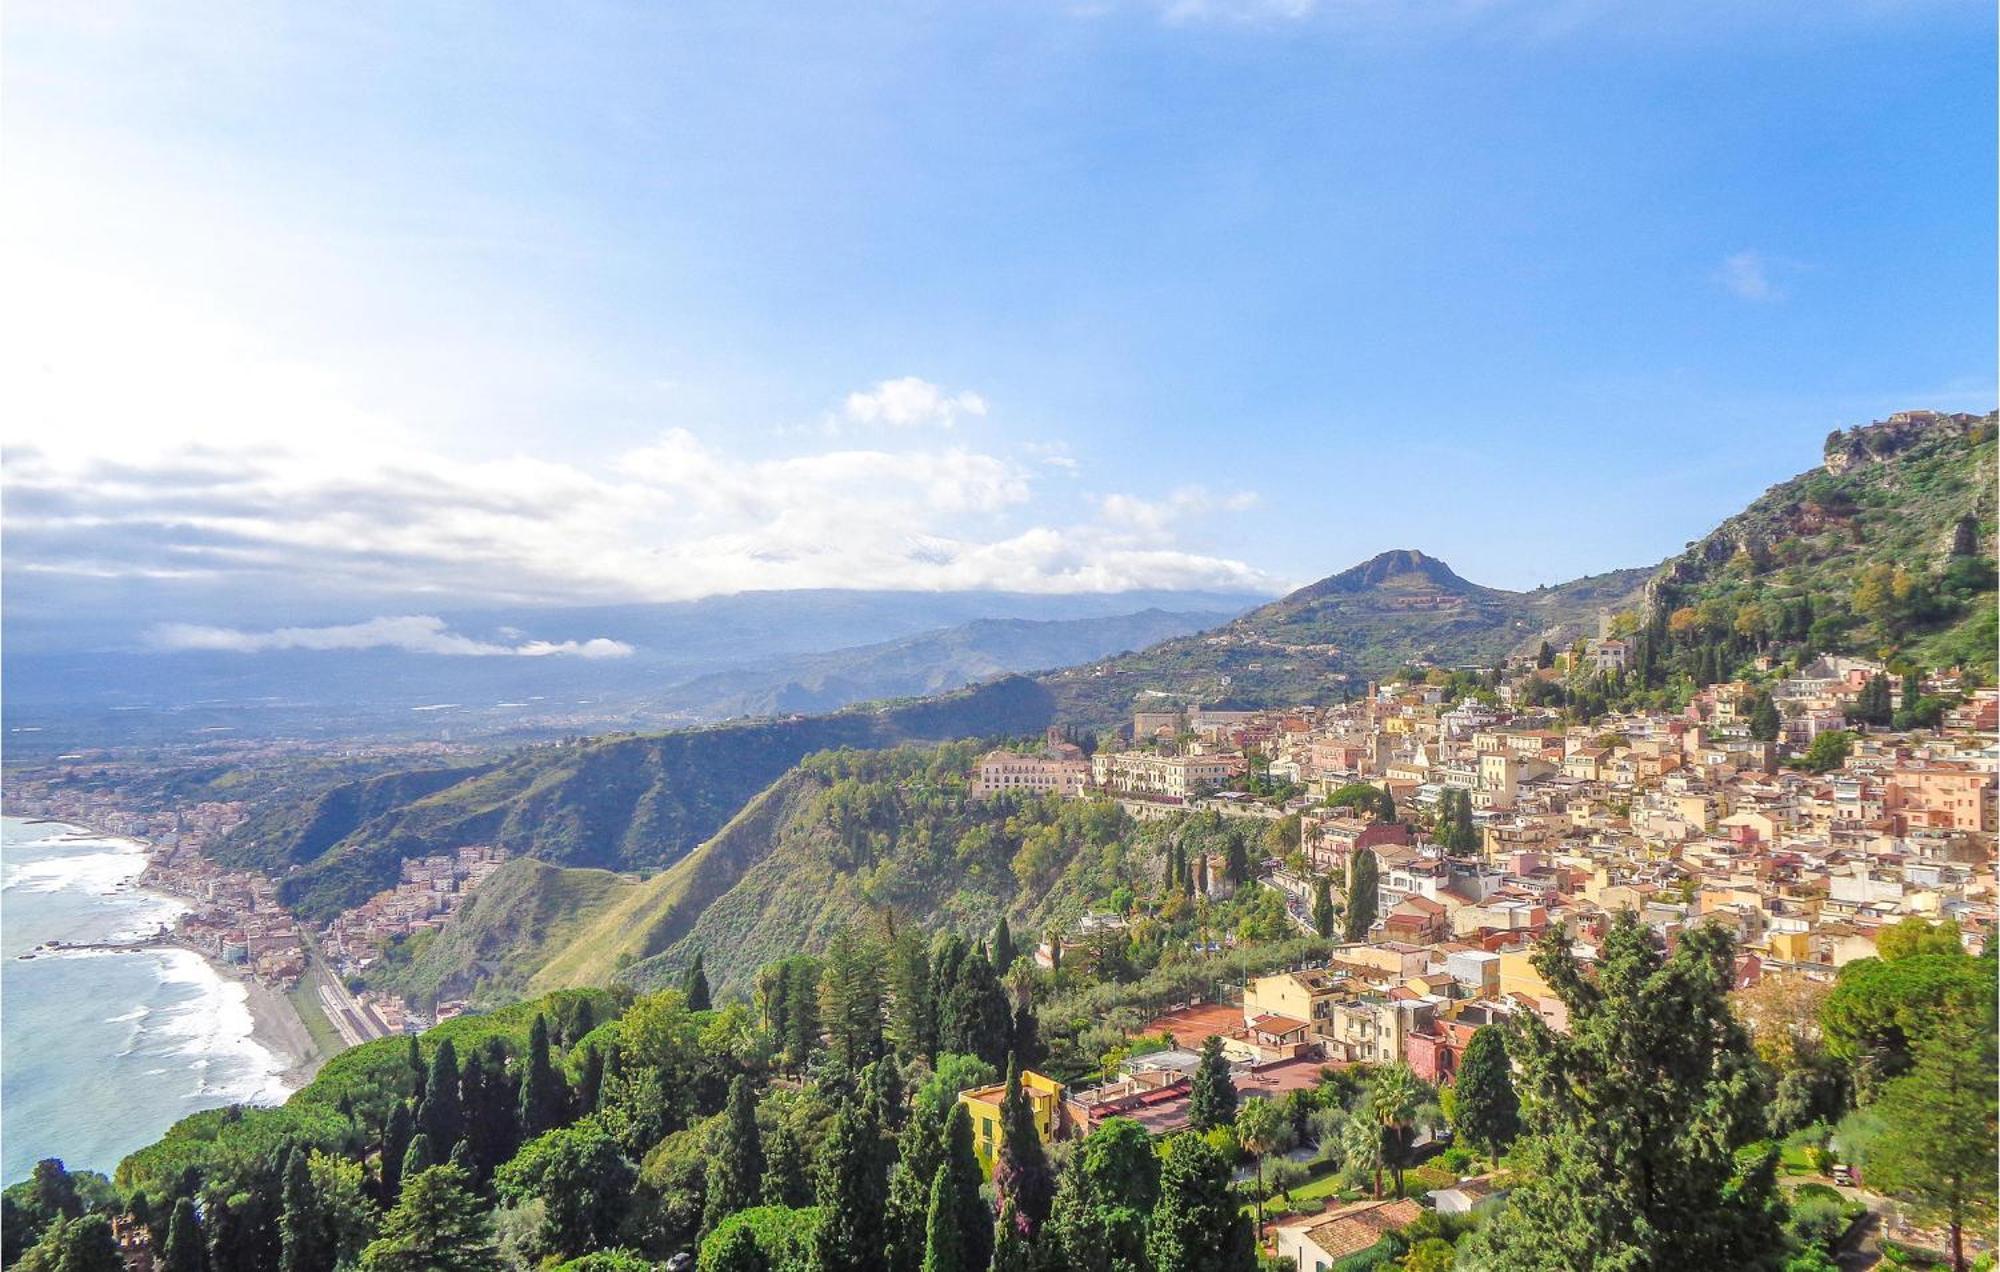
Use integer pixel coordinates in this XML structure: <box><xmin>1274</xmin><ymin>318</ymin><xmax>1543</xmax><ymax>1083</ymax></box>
<box><xmin>959</xmin><ymin>1070</ymin><xmax>1065</xmax><ymax>1167</ymax></box>
<box><xmin>1244</xmin><ymin>968</ymin><xmax>1348</xmax><ymax>1028</ymax></box>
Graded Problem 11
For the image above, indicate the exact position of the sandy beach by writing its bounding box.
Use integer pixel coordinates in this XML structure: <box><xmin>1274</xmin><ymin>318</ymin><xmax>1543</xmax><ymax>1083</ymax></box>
<box><xmin>235</xmin><ymin>963</ymin><xmax>330</xmax><ymax>1088</ymax></box>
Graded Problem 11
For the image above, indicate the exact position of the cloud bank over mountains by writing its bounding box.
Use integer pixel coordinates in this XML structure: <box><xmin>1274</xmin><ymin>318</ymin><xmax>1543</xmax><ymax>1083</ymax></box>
<box><xmin>146</xmin><ymin>615</ymin><xmax>634</xmax><ymax>658</ymax></box>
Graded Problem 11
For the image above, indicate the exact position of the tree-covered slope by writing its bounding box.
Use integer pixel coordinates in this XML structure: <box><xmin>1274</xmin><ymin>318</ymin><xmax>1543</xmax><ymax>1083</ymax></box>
<box><xmin>612</xmin><ymin>744</ymin><xmax>1289</xmax><ymax>1000</ymax></box>
<box><xmin>365</xmin><ymin>859</ymin><xmax>638</xmax><ymax>1008</ymax></box>
<box><xmin>1648</xmin><ymin>410</ymin><xmax>1996</xmax><ymax>674</ymax></box>
<box><xmin>526</xmin><ymin>766</ymin><xmax>827</xmax><ymax>995</ymax></box>
<box><xmin>264</xmin><ymin>675</ymin><xmax>1058</xmax><ymax>921</ymax></box>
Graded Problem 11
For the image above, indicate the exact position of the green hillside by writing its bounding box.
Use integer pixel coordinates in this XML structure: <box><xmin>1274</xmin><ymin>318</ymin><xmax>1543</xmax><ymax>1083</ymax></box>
<box><xmin>1647</xmin><ymin>409</ymin><xmax>1996</xmax><ymax>677</ymax></box>
<box><xmin>261</xmin><ymin>674</ymin><xmax>1058</xmax><ymax>921</ymax></box>
<box><xmin>365</xmin><ymin>859</ymin><xmax>637</xmax><ymax>1008</ymax></box>
<box><xmin>1038</xmin><ymin>551</ymin><xmax>1650</xmax><ymax>727</ymax></box>
<box><xmin>608</xmin><ymin>743</ymin><xmax>1290</xmax><ymax>1000</ymax></box>
<box><xmin>526</xmin><ymin>766</ymin><xmax>827</xmax><ymax>994</ymax></box>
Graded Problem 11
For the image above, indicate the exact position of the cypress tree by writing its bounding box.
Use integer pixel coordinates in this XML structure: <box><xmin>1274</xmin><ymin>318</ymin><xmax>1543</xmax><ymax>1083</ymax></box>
<box><xmin>401</xmin><ymin>1133</ymin><xmax>435</xmax><ymax>1181</ymax></box>
<box><xmin>278</xmin><ymin>1146</ymin><xmax>325</xmax><ymax>1272</ymax></box>
<box><xmin>940</xmin><ymin>950</ymin><xmax>1010</xmax><ymax>1070</ymax></box>
<box><xmin>416</xmin><ymin>1040</ymin><xmax>462</xmax><ymax>1156</ymax></box>
<box><xmin>1146</xmin><ymin>1133</ymin><xmax>1254</xmax><ymax>1272</ymax></box>
<box><xmin>989</xmin><ymin>1200</ymin><xmax>1033</xmax><ymax>1272</ymax></box>
<box><xmin>162</xmin><ymin>1197</ymin><xmax>205</xmax><ymax>1272</ymax></box>
<box><xmin>1344</xmin><ymin>848</ymin><xmax>1378</xmax><ymax>941</ymax></box>
<box><xmin>1312</xmin><ymin>876</ymin><xmax>1336</xmax><ymax>939</ymax></box>
<box><xmin>1008</xmin><ymin>998</ymin><xmax>1045</xmax><ymax>1071</ymax></box>
<box><xmin>1377</xmin><ymin>785</ymin><xmax>1396</xmax><ymax>824</ymax></box>
<box><xmin>809</xmin><ymin>1099</ymin><xmax>890</xmax><ymax>1272</ymax></box>
<box><xmin>1750</xmin><ymin>693</ymin><xmax>1782</xmax><ymax>743</ymax></box>
<box><xmin>703</xmin><ymin>1076</ymin><xmax>765</xmax><ymax>1233</ymax></box>
<box><xmin>519</xmin><ymin>1014</ymin><xmax>569</xmax><ymax>1138</ymax></box>
<box><xmin>1451</xmin><ymin>1025</ymin><xmax>1521</xmax><ymax>1158</ymax></box>
<box><xmin>942</xmin><ymin>1104</ymin><xmax>991</xmax><ymax>1272</ymax></box>
<box><xmin>1186</xmin><ymin>1036</ymin><xmax>1236</xmax><ymax>1132</ymax></box>
<box><xmin>406</xmin><ymin>1036</ymin><xmax>426</xmax><ymax>1102</ymax></box>
<box><xmin>682</xmin><ymin>952</ymin><xmax>713</xmax><ymax>1012</ymax></box>
<box><xmin>992</xmin><ymin>1058</ymin><xmax>1055</xmax><ymax>1239</ymax></box>
<box><xmin>380</xmin><ymin>1100</ymin><xmax>415</xmax><ymax>1203</ymax></box>
<box><xmin>918</xmin><ymin>1165</ymin><xmax>965</xmax><ymax>1272</ymax></box>
<box><xmin>577</xmin><ymin>1043</ymin><xmax>605</xmax><ymax>1116</ymax></box>
<box><xmin>991</xmin><ymin>918</ymin><xmax>1015</xmax><ymax>974</ymax></box>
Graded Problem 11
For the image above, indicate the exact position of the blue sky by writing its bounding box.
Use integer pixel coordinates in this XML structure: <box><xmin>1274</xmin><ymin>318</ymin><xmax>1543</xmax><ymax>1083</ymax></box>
<box><xmin>3</xmin><ymin>0</ymin><xmax>1993</xmax><ymax>634</ymax></box>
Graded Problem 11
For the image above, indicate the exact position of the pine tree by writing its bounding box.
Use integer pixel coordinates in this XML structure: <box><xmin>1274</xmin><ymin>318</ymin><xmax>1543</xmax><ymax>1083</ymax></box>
<box><xmin>380</xmin><ymin>1101</ymin><xmax>415</xmax><ymax>1202</ymax></box>
<box><xmin>992</xmin><ymin>1058</ymin><xmax>1055</xmax><ymax>1239</ymax></box>
<box><xmin>162</xmin><ymin>1198</ymin><xmax>205</xmax><ymax>1272</ymax></box>
<box><xmin>1451</xmin><ymin>1024</ymin><xmax>1520</xmax><ymax>1158</ymax></box>
<box><xmin>519</xmin><ymin>1013</ymin><xmax>570</xmax><ymax>1138</ymax></box>
<box><xmin>888</xmin><ymin>925</ymin><xmax>938</xmax><ymax>1063</ymax></box>
<box><xmin>991</xmin><ymin>917</ymin><xmax>1015</xmax><ymax>974</ymax></box>
<box><xmin>358</xmin><ymin>1166</ymin><xmax>496</xmax><ymax>1272</ymax></box>
<box><xmin>918</xmin><ymin>1166</ymin><xmax>965</xmax><ymax>1272</ymax></box>
<box><xmin>821</xmin><ymin>927</ymin><xmax>888</xmax><ymax>1070</ymax></box>
<box><xmin>1186</xmin><ymin>1036</ymin><xmax>1236</xmax><ymax>1132</ymax></box>
<box><xmin>1461</xmin><ymin>914</ymin><xmax>1783</xmax><ymax>1270</ymax></box>
<box><xmin>682</xmin><ymin>951</ymin><xmax>713</xmax><ymax>1012</ymax></box>
<box><xmin>1343</xmin><ymin>848</ymin><xmax>1378</xmax><ymax>942</ymax></box>
<box><xmin>1146</xmin><ymin>1133</ymin><xmax>1254</xmax><ymax>1272</ymax></box>
<box><xmin>416</xmin><ymin>1040</ymin><xmax>463</xmax><ymax>1156</ymax></box>
<box><xmin>1865</xmin><ymin>1008</ymin><xmax>1998</xmax><ymax>1272</ymax></box>
<box><xmin>1312</xmin><ymin>876</ymin><xmax>1336</xmax><ymax>939</ymax></box>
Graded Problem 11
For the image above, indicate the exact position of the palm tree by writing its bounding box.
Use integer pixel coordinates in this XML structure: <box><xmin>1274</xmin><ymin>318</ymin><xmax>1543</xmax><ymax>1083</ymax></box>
<box><xmin>1235</xmin><ymin>1096</ymin><xmax>1285</xmax><ymax>1242</ymax></box>
<box><xmin>1369</xmin><ymin>1064</ymin><xmax>1426</xmax><ymax>1197</ymax></box>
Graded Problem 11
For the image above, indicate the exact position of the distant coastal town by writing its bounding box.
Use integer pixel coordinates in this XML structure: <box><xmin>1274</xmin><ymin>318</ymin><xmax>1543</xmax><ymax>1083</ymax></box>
<box><xmin>5</xmin><ymin>779</ymin><xmax>510</xmax><ymax>1047</ymax></box>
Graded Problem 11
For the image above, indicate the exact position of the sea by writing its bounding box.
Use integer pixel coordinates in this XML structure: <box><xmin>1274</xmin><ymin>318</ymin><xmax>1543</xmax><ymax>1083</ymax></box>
<box><xmin>1</xmin><ymin>816</ymin><xmax>295</xmax><ymax>1185</ymax></box>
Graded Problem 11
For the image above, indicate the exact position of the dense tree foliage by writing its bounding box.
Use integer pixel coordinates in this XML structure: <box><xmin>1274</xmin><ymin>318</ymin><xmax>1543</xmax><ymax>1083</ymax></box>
<box><xmin>1463</xmin><ymin>914</ymin><xmax>1785</xmax><ymax>1270</ymax></box>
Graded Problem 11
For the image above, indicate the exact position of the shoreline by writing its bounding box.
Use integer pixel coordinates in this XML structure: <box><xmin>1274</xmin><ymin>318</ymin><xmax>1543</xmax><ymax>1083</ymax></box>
<box><xmin>4</xmin><ymin>812</ymin><xmax>333</xmax><ymax>1096</ymax></box>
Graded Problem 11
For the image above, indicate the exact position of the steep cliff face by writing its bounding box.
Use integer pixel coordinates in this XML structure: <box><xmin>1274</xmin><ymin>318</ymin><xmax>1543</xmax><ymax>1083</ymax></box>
<box><xmin>1822</xmin><ymin>410</ymin><xmax>1990</xmax><ymax>475</ymax></box>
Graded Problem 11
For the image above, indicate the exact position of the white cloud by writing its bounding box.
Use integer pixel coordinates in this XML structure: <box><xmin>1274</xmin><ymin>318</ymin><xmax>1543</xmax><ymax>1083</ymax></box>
<box><xmin>145</xmin><ymin>615</ymin><xmax>635</xmax><ymax>658</ymax></box>
<box><xmin>839</xmin><ymin>377</ymin><xmax>989</xmax><ymax>430</ymax></box>
<box><xmin>1715</xmin><ymin>249</ymin><xmax>1783</xmax><ymax>302</ymax></box>
<box><xmin>6</xmin><ymin>422</ymin><xmax>1269</xmax><ymax>607</ymax></box>
<box><xmin>1100</xmin><ymin>486</ymin><xmax>1261</xmax><ymax>536</ymax></box>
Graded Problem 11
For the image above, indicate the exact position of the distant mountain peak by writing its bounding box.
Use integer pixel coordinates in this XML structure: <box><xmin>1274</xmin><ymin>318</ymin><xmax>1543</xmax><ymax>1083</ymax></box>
<box><xmin>1280</xmin><ymin>549</ymin><xmax>1476</xmax><ymax>605</ymax></box>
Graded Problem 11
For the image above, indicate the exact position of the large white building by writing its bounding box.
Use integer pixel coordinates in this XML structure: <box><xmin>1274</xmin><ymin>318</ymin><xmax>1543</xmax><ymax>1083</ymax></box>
<box><xmin>1090</xmin><ymin>751</ymin><xmax>1243</xmax><ymax>800</ymax></box>
<box><xmin>971</xmin><ymin>751</ymin><xmax>1091</xmax><ymax>799</ymax></box>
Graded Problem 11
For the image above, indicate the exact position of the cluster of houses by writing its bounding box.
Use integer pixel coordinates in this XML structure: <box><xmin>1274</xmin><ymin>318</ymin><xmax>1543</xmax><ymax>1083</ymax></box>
<box><xmin>960</xmin><ymin>647</ymin><xmax>1994</xmax><ymax>1267</ymax></box>
<box><xmin>142</xmin><ymin>844</ymin><xmax>309</xmax><ymax>986</ymax></box>
<box><xmin>320</xmin><ymin>845</ymin><xmax>511</xmax><ymax>974</ymax></box>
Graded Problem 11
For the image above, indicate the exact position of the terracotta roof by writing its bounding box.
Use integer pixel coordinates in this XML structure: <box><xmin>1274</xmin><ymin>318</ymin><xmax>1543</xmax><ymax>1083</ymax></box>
<box><xmin>1247</xmin><ymin>1013</ymin><xmax>1308</xmax><ymax>1035</ymax></box>
<box><xmin>1297</xmin><ymin>1199</ymin><xmax>1425</xmax><ymax>1259</ymax></box>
